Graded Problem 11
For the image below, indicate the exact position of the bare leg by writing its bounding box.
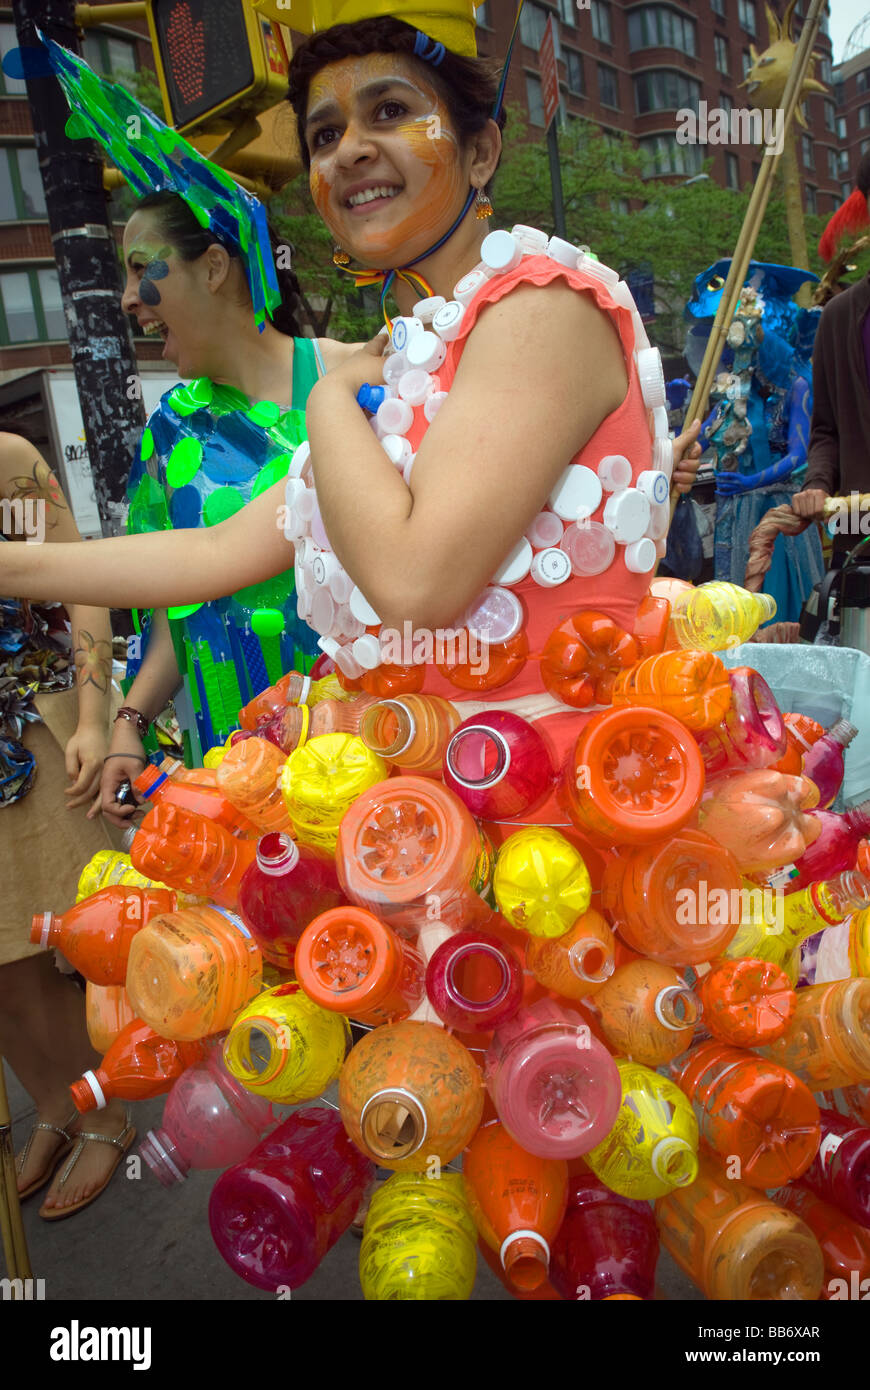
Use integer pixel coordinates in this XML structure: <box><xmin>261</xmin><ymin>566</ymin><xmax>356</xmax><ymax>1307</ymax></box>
<box><xmin>0</xmin><ymin>953</ymin><xmax>128</xmax><ymax>1208</ymax></box>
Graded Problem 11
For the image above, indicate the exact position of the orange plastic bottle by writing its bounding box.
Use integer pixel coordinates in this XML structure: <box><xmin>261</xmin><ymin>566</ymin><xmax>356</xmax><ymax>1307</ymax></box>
<box><xmin>655</xmin><ymin>1150</ymin><xmax>825</xmax><ymax>1300</ymax></box>
<box><xmin>125</xmin><ymin>905</ymin><xmax>262</xmax><ymax>1041</ymax></box>
<box><xmin>69</xmin><ymin>1018</ymin><xmax>208</xmax><ymax>1113</ymax></box>
<box><xmin>238</xmin><ymin>670</ymin><xmax>313</xmax><ymax>731</ymax></box>
<box><xmin>592</xmin><ymin>960</ymin><xmax>700</xmax><ymax>1067</ymax></box>
<box><xmin>130</xmin><ymin>804</ymin><xmax>258</xmax><ymax>908</ymax></box>
<box><xmin>464</xmin><ymin>1122</ymin><xmax>569</xmax><ymax>1294</ymax></box>
<box><xmin>631</xmin><ymin>592</ymin><xmax>671</xmax><ymax>657</ymax></box>
<box><xmin>358</xmin><ymin>694</ymin><xmax>460</xmax><ymax>776</ymax></box>
<box><xmin>85</xmin><ymin>982</ymin><xmax>136</xmax><ymax>1054</ymax></box>
<box><xmin>295</xmin><ymin>907</ymin><xmax>426</xmax><ymax>1025</ymax></box>
<box><xmin>31</xmin><ymin>886</ymin><xmax>177</xmax><ymax>986</ymax></box>
<box><xmin>610</xmin><ymin>649</ymin><xmax>732</xmax><ymax>731</ymax></box>
<box><xmin>674</xmin><ymin>1041</ymin><xmax>820</xmax><ymax>1188</ymax></box>
<box><xmin>540</xmin><ymin>611</ymin><xmax>638</xmax><ymax>708</ymax></box>
<box><xmin>336</xmin><ymin>776</ymin><xmax>493</xmax><ymax>936</ymax></box>
<box><xmin>772</xmin><ymin>1183</ymin><xmax>870</xmax><ymax>1300</ymax></box>
<box><xmin>133</xmin><ymin>758</ymin><xmax>257</xmax><ymax>839</ymax></box>
<box><xmin>361</xmin><ymin>662</ymin><xmax>426</xmax><ymax>697</ymax></box>
<box><xmin>695</xmin><ymin>958</ymin><xmax>796</xmax><ymax>1047</ymax></box>
<box><xmin>562</xmin><ymin>706</ymin><xmax>705</xmax><ymax>846</ymax></box>
<box><xmin>698</xmin><ymin>768</ymin><xmax>821</xmax><ymax>873</ymax></box>
<box><xmin>214</xmin><ymin>737</ymin><xmax>293</xmax><ymax>834</ymax></box>
<box><xmin>525</xmin><ymin>909</ymin><xmax>616</xmax><ymax>1001</ymax></box>
<box><xmin>758</xmin><ymin>979</ymin><xmax>870</xmax><ymax>1090</ymax></box>
<box><xmin>770</xmin><ymin>713</ymin><xmax>826</xmax><ymax>776</ymax></box>
<box><xmin>601</xmin><ymin>829</ymin><xmax>742</xmax><ymax>965</ymax></box>
<box><xmin>338</xmin><ymin>1020</ymin><xmax>484</xmax><ymax>1171</ymax></box>
<box><xmin>437</xmin><ymin>630</ymin><xmax>528</xmax><ymax>692</ymax></box>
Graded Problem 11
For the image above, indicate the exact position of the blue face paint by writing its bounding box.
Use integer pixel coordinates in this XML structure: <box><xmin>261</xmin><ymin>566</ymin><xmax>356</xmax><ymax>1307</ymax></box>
<box><xmin>140</xmin><ymin>250</ymin><xmax>171</xmax><ymax>307</ymax></box>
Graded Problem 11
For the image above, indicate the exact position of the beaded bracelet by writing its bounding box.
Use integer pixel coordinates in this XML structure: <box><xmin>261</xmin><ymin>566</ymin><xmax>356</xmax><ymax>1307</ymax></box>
<box><xmin>114</xmin><ymin>706</ymin><xmax>150</xmax><ymax>739</ymax></box>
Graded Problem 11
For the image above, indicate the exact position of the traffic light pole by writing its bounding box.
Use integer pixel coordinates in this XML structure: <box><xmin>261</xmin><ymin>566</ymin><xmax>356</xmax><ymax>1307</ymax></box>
<box><xmin>12</xmin><ymin>0</ymin><xmax>146</xmax><ymax>536</ymax></box>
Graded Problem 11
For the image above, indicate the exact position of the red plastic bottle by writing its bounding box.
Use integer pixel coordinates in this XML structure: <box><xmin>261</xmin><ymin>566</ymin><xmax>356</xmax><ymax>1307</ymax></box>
<box><xmin>69</xmin><ymin>1018</ymin><xmax>208</xmax><ymax>1113</ymax></box>
<box><xmin>208</xmin><ymin>1107</ymin><xmax>375</xmax><ymax>1291</ymax></box>
<box><xmin>692</xmin><ymin>666</ymin><xmax>786</xmax><ymax>778</ymax></box>
<box><xmin>237</xmin><ymin>832</ymin><xmax>346</xmax><ymax>971</ymax></box>
<box><xmin>30</xmin><ymin>887</ymin><xmax>177</xmax><ymax>986</ymax></box>
<box><xmin>799</xmin><ymin>1108</ymin><xmax>870</xmax><ymax>1227</ymax></box>
<box><xmin>425</xmin><ymin>929</ymin><xmax>524</xmax><ymax>1032</ymax></box>
<box><xmin>130</xmin><ymin>804</ymin><xmax>257</xmax><ymax>908</ymax></box>
<box><xmin>775</xmin><ymin>801</ymin><xmax>870</xmax><ymax>895</ymax></box>
<box><xmin>802</xmin><ymin>719</ymin><xmax>859</xmax><ymax>809</ymax></box>
<box><xmin>772</xmin><ymin>1183</ymin><xmax>870</xmax><ymax>1300</ymax></box>
<box><xmin>549</xmin><ymin>1173</ymin><xmax>659</xmax><ymax>1301</ymax></box>
<box><xmin>133</xmin><ymin>758</ymin><xmax>257</xmax><ymax>838</ymax></box>
<box><xmin>442</xmin><ymin>711</ymin><xmax>554</xmax><ymax>819</ymax></box>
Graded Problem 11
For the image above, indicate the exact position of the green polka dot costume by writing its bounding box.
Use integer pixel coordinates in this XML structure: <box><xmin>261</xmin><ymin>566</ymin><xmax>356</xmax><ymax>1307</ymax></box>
<box><xmin>125</xmin><ymin>339</ymin><xmax>322</xmax><ymax>764</ymax></box>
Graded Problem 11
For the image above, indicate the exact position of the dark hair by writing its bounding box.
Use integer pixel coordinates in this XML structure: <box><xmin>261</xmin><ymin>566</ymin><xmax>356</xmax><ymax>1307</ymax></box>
<box><xmin>133</xmin><ymin>191</ymin><xmax>306</xmax><ymax>337</ymax></box>
<box><xmin>287</xmin><ymin>16</ymin><xmax>506</xmax><ymax>190</ymax></box>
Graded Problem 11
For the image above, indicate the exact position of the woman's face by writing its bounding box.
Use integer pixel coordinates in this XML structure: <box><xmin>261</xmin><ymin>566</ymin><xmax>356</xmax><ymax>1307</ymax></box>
<box><xmin>304</xmin><ymin>53</ymin><xmax>472</xmax><ymax>269</ymax></box>
<box><xmin>121</xmin><ymin>210</ymin><xmax>204</xmax><ymax>376</ymax></box>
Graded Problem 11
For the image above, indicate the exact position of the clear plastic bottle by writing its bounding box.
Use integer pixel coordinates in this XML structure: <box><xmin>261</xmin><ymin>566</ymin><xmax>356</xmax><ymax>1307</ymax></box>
<box><xmin>238</xmin><ymin>669</ymin><xmax>313</xmax><ymax>731</ymax></box>
<box><xmin>584</xmin><ymin>1060</ymin><xmax>699</xmax><ymax>1200</ymax></box>
<box><xmin>259</xmin><ymin>695</ymin><xmax>375</xmax><ymax>754</ymax></box>
<box><xmin>359</xmin><ymin>1172</ymin><xmax>478</xmax><ymax>1301</ymax></box>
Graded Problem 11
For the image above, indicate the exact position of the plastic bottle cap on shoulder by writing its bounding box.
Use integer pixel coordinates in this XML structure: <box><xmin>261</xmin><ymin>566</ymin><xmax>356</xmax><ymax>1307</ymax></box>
<box><xmin>549</xmin><ymin>464</ymin><xmax>603</xmax><ymax>522</ymax></box>
<box><xmin>381</xmin><ymin>434</ymin><xmax>413</xmax><ymax>468</ymax></box>
<box><xmin>597</xmin><ymin>455</ymin><xmax>633</xmax><ymax>492</ymax></box>
<box><xmin>453</xmin><ymin>268</ymin><xmax>489</xmax><ymax>307</ymax></box>
<box><xmin>511</xmin><ymin>225</ymin><xmax>549</xmax><ymax>254</ymax></box>
<box><xmin>352</xmin><ymin>634</ymin><xmax>383</xmax><ymax>670</ymax></box>
<box><xmin>349</xmin><ymin>586</ymin><xmax>382</xmax><ymax>625</ymax></box>
<box><xmin>547</xmin><ymin>235</ymin><xmax>580</xmax><ymax>268</ymax></box>
<box><xmin>530</xmin><ymin>547</ymin><xmax>572</xmax><ymax>587</ymax></box>
<box><xmin>637</xmin><ymin>347</ymin><xmax>667</xmax><ymax>411</ymax></box>
<box><xmin>645</xmin><ymin>500</ymin><xmax>670</xmax><ymax>541</ymax></box>
<box><xmin>624</xmin><ymin>538</ymin><xmax>657</xmax><ymax>574</ymax></box>
<box><xmin>651</xmin><ymin>406</ymin><xmax>670</xmax><ymax>439</ymax></box>
<box><xmin>423</xmin><ymin>391</ymin><xmax>448</xmax><ymax>423</ymax></box>
<box><xmin>560</xmin><ymin>520</ymin><xmax>616</xmax><ymax>576</ymax></box>
<box><xmin>431</xmin><ymin>300</ymin><xmax>466</xmax><ymax>342</ymax></box>
<box><xmin>310</xmin><ymin>585</ymin><xmax>336</xmax><ymax>635</ymax></box>
<box><xmin>636</xmin><ymin>470</ymin><xmax>671</xmax><ymax>505</ymax></box>
<box><xmin>577</xmin><ymin>253</ymin><xmax>620</xmax><ymax>288</ymax></box>
<box><xmin>525</xmin><ymin>510</ymin><xmax>565</xmax><ymax>550</ymax></box>
<box><xmin>653</xmin><ymin>436</ymin><xmax>674</xmax><ymax>478</ymax></box>
<box><xmin>412</xmin><ymin>295</ymin><xmax>447</xmax><ymax>324</ymax></box>
<box><xmin>329</xmin><ymin>568</ymin><xmax>355</xmax><ymax>604</ymax></box>
<box><xmin>463</xmin><ymin>586</ymin><xmax>524</xmax><ymax>643</ymax></box>
<box><xmin>481</xmin><ymin>229</ymin><xmax>523</xmax><ymax>274</ymax></box>
<box><xmin>397</xmin><ymin>368</ymin><xmax>434</xmax><ymax>406</ymax></box>
<box><xmin>376</xmin><ymin>397</ymin><xmax>414</xmax><ymax>436</ymax></box>
<box><xmin>287</xmin><ymin>440</ymin><xmax>311</xmax><ymax>479</ymax></box>
<box><xmin>493</xmin><ymin>535</ymin><xmax>533</xmax><ymax>585</ymax></box>
<box><xmin>406</xmin><ymin>331</ymin><xmax>447</xmax><ymax>373</ymax></box>
<box><xmin>336</xmin><ymin>606</ymin><xmax>365</xmax><ymax>641</ymax></box>
<box><xmin>611</xmin><ymin>280</ymin><xmax>637</xmax><ymax>312</ymax></box>
<box><xmin>335</xmin><ymin>644</ymin><xmax>365</xmax><ymax>680</ymax></box>
<box><xmin>390</xmin><ymin>316</ymin><xmax>424</xmax><ymax>353</ymax></box>
<box><xmin>603</xmin><ymin>488</ymin><xmax>651</xmax><ymax>544</ymax></box>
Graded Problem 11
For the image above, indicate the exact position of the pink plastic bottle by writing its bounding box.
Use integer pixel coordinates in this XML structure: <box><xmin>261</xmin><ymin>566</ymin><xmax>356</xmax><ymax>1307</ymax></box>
<box><xmin>259</xmin><ymin>696</ymin><xmax>374</xmax><ymax>754</ymax></box>
<box><xmin>208</xmin><ymin>1107</ymin><xmax>375</xmax><ymax>1291</ymax></box>
<box><xmin>237</xmin><ymin>832</ymin><xmax>346</xmax><ymax>971</ymax></box>
<box><xmin>802</xmin><ymin>720</ymin><xmax>859</xmax><ymax>810</ymax></box>
<box><xmin>139</xmin><ymin>1042</ymin><xmax>276</xmax><ymax>1185</ymax></box>
<box><xmin>549</xmin><ymin>1173</ymin><xmax>660</xmax><ymax>1301</ymax></box>
<box><xmin>693</xmin><ymin>667</ymin><xmax>786</xmax><ymax>780</ymax></box>
<box><xmin>484</xmin><ymin>999</ymin><xmax>622</xmax><ymax>1159</ymax></box>
<box><xmin>425</xmin><ymin>929</ymin><xmax>524</xmax><ymax>1032</ymax></box>
<box><xmin>442</xmin><ymin>711</ymin><xmax>554</xmax><ymax>819</ymax></box>
<box><xmin>775</xmin><ymin>802</ymin><xmax>870</xmax><ymax>895</ymax></box>
<box><xmin>800</xmin><ymin>1108</ymin><xmax>870</xmax><ymax>1227</ymax></box>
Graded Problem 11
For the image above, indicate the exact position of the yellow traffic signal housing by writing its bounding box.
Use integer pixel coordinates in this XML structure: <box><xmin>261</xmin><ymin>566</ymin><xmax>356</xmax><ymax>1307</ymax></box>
<box><xmin>144</xmin><ymin>0</ymin><xmax>291</xmax><ymax>135</ymax></box>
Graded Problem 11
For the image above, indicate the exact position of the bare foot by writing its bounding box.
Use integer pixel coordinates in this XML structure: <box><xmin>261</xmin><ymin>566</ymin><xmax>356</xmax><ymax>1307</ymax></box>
<box><xmin>40</xmin><ymin>1102</ymin><xmax>132</xmax><ymax>1213</ymax></box>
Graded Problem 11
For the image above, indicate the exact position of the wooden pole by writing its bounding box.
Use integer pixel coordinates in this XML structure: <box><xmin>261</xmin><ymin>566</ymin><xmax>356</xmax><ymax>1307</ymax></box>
<box><xmin>0</xmin><ymin>1061</ymin><xmax>33</xmax><ymax>1286</ymax></box>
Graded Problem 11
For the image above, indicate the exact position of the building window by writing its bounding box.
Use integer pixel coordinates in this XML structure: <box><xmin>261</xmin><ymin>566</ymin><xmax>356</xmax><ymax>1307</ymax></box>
<box><xmin>639</xmin><ymin>133</ymin><xmax>703</xmax><ymax>177</ymax></box>
<box><xmin>558</xmin><ymin>0</ymin><xmax>575</xmax><ymax>28</ymax></box>
<box><xmin>720</xmin><ymin>92</ymin><xmax>733</xmax><ymax>117</ymax></box>
<box><xmin>634</xmin><ymin>70</ymin><xmax>701</xmax><ymax>115</ymax></box>
<box><xmin>819</xmin><ymin>55</ymin><xmax>833</xmax><ymax>85</ymax></box>
<box><xmin>591</xmin><ymin>1</ymin><xmax>612</xmax><ymax>44</ymax></box>
<box><xmin>837</xmin><ymin>116</ymin><xmax>847</xmax><ymax>140</ymax></box>
<box><xmin>611</xmin><ymin>197</ymin><xmax>629</xmax><ymax>215</ymax></box>
<box><xmin>0</xmin><ymin>147</ymin><xmax>47</xmax><ymax>221</ymax></box>
<box><xmin>805</xmin><ymin>185</ymin><xmax>817</xmax><ymax>215</ymax></box>
<box><xmin>834</xmin><ymin>147</ymin><xmax>847</xmax><ymax>177</ymax></box>
<box><xmin>0</xmin><ymin>267</ymin><xmax>64</xmax><ymax>344</ymax></box>
<box><xmin>860</xmin><ymin>105</ymin><xmax>870</xmax><ymax>130</ymax></box>
<box><xmin>742</xmin><ymin>49</ymin><xmax>754</xmax><ymax>78</ymax></box>
<box><xmin>711</xmin><ymin>0</ymin><xmax>725</xmax><ymax>15</ymax></box>
<box><xmin>824</xmin><ymin>99</ymin><xmax>836</xmax><ymax>133</ymax></box>
<box><xmin>476</xmin><ymin>1</ymin><xmax>492</xmax><ymax>25</ymax></box>
<box><xmin>738</xmin><ymin>0</ymin><xmax>756</xmax><ymax>35</ymax></box>
<box><xmin>715</xmin><ymin>36</ymin><xmax>729</xmax><ymax>75</ymax></box>
<box><xmin>627</xmin><ymin>6</ymin><xmax>697</xmax><ymax>58</ymax></box>
<box><xmin>520</xmin><ymin>2</ymin><xmax>549</xmax><ymax>50</ymax></box>
<box><xmin>802</xmin><ymin>133</ymin><xmax>814</xmax><ymax>167</ymax></box>
<box><xmin>526</xmin><ymin>73</ymin><xmax>545</xmax><ymax>126</ymax></box>
<box><xmin>598</xmin><ymin>63</ymin><xmax>620</xmax><ymax>109</ymax></box>
<box><xmin>81</xmin><ymin>33</ymin><xmax>138</xmax><ymax>79</ymax></box>
<box><xmin>858</xmin><ymin>71</ymin><xmax>870</xmax><ymax>94</ymax></box>
<box><xmin>863</xmin><ymin>138</ymin><xmax>870</xmax><ymax>156</ymax></box>
<box><xmin>0</xmin><ymin>21</ymin><xmax>28</xmax><ymax>95</ymax></box>
<box><xmin>725</xmin><ymin>152</ymin><xmax>740</xmax><ymax>190</ymax></box>
<box><xmin>565</xmin><ymin>49</ymin><xmax>585</xmax><ymax>95</ymax></box>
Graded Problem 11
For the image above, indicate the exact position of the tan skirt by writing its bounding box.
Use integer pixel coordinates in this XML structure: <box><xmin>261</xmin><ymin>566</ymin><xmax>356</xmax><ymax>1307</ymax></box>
<box><xmin>0</xmin><ymin>690</ymin><xmax>116</xmax><ymax>966</ymax></box>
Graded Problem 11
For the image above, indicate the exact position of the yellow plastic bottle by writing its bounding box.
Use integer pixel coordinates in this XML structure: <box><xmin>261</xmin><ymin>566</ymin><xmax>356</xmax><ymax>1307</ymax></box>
<box><xmin>222</xmin><ymin>983</ymin><xmax>350</xmax><ymax>1104</ymax></box>
<box><xmin>584</xmin><ymin>1059</ymin><xmax>699</xmax><ymax>1200</ymax></box>
<box><xmin>724</xmin><ymin>870</ymin><xmax>870</xmax><ymax>973</ymax></box>
<box><xmin>279</xmin><ymin>733</ymin><xmax>388</xmax><ymax>853</ymax></box>
<box><xmin>360</xmin><ymin>1172</ymin><xmax>478</xmax><ymax>1301</ymax></box>
<box><xmin>493</xmin><ymin>827</ymin><xmax>592</xmax><ymax>939</ymax></box>
<box><xmin>669</xmin><ymin>581</ymin><xmax>777</xmax><ymax>651</ymax></box>
<box><xmin>75</xmin><ymin>850</ymin><xmax>161</xmax><ymax>901</ymax></box>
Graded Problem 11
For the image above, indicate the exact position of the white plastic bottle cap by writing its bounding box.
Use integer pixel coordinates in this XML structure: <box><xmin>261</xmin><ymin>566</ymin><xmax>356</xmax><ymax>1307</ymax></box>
<box><xmin>310</xmin><ymin>584</ymin><xmax>336</xmax><ymax>636</ymax></box>
<box><xmin>462</xmin><ymin>586</ymin><xmax>524</xmax><ymax>643</ymax></box>
<box><xmin>402</xmin><ymin>453</ymin><xmax>416</xmax><ymax>485</ymax></box>
<box><xmin>624</xmin><ymin>538</ymin><xmax>658</xmax><ymax>574</ymax></box>
<box><xmin>645</xmin><ymin>500</ymin><xmax>670</xmax><ymax>541</ymax></box>
<box><xmin>530</xmin><ymin>548</ymin><xmax>572</xmax><ymax>587</ymax></box>
<box><xmin>382</xmin><ymin>351</ymin><xmax>408</xmax><ymax>385</ymax></box>
<box><xmin>295</xmin><ymin>575</ymin><xmax>313</xmax><ymax>621</ymax></box>
<box><xmin>284</xmin><ymin>506</ymin><xmax>309</xmax><ymax>544</ymax></box>
<box><xmin>423</xmin><ymin>391</ymin><xmax>448</xmax><ymax>423</ymax></box>
<box><xmin>328</xmin><ymin>567</ymin><xmax>354</xmax><ymax>604</ymax></box>
<box><xmin>333</xmin><ymin>644</ymin><xmax>365</xmax><ymax>680</ymax></box>
<box><xmin>525</xmin><ymin>510</ymin><xmax>564</xmax><ymax>550</ymax></box>
<box><xmin>611</xmin><ymin>280</ymin><xmax>637</xmax><ymax>312</ymax></box>
<box><xmin>637</xmin><ymin>347</ymin><xmax>667</xmax><ymax>410</ymax></box>
<box><xmin>335</xmin><ymin>607</ymin><xmax>365</xmax><ymax>641</ymax></box>
<box><xmin>310</xmin><ymin>503</ymin><xmax>332</xmax><ymax>552</ymax></box>
<box><xmin>653</xmin><ymin>436</ymin><xmax>674</xmax><ymax>479</ymax></box>
<box><xmin>549</xmin><ymin>464</ymin><xmax>603</xmax><ymax>522</ymax></box>
<box><xmin>597</xmin><ymin>454</ymin><xmax>633</xmax><ymax>492</ymax></box>
<box><xmin>493</xmin><ymin>535</ymin><xmax>533</xmax><ymax>585</ymax></box>
<box><xmin>547</xmin><ymin>235</ymin><xmax>579</xmax><ymax>268</ymax></box>
<box><xmin>390</xmin><ymin>316</ymin><xmax>424</xmax><ymax>353</ymax></box>
<box><xmin>636</xmin><ymin>469</ymin><xmax>671</xmax><ymax>505</ymax></box>
<box><xmin>285</xmin><ymin>476</ymin><xmax>306</xmax><ymax>508</ymax></box>
<box><xmin>318</xmin><ymin>635</ymin><xmax>340</xmax><ymax>660</ymax></box>
<box><xmin>397</xmin><ymin>368</ymin><xmax>434</xmax><ymax>406</ymax></box>
<box><xmin>453</xmin><ymin>268</ymin><xmax>489</xmax><ymax>307</ymax></box>
<box><xmin>381</xmin><ymin>434</ymin><xmax>413</xmax><ymax>469</ymax></box>
<box><xmin>349</xmin><ymin>586</ymin><xmax>381</xmax><ymax>626</ymax></box>
<box><xmin>577</xmin><ymin>254</ymin><xmax>620</xmax><ymax>288</ymax></box>
<box><xmin>352</xmin><ymin>633</ymin><xmax>382</xmax><ymax>670</ymax></box>
<box><xmin>296</xmin><ymin>537</ymin><xmax>318</xmax><ymax>566</ymax></box>
<box><xmin>603</xmin><ymin>488</ymin><xmax>651</xmax><ymax>544</ymax></box>
<box><xmin>481</xmin><ymin>229</ymin><xmax>523</xmax><ymax>274</ymax></box>
<box><xmin>651</xmin><ymin>405</ymin><xmax>670</xmax><ymax>438</ymax></box>
<box><xmin>288</xmin><ymin>440</ymin><xmax>311</xmax><ymax>480</ymax></box>
<box><xmin>560</xmin><ymin>520</ymin><xmax>616</xmax><ymax>576</ymax></box>
<box><xmin>296</xmin><ymin>487</ymin><xmax>317</xmax><ymax>523</ymax></box>
<box><xmin>511</xmin><ymin>224</ymin><xmax>549</xmax><ymax>255</ymax></box>
<box><xmin>406</xmin><ymin>331</ymin><xmax>447</xmax><ymax>373</ymax></box>
<box><xmin>376</xmin><ymin>397</ymin><xmax>414</xmax><ymax>436</ymax></box>
<box><xmin>312</xmin><ymin>552</ymin><xmax>341</xmax><ymax>588</ymax></box>
<box><xmin>431</xmin><ymin>299</ymin><xmax>466</xmax><ymax>342</ymax></box>
<box><xmin>632</xmin><ymin>311</ymin><xmax>651</xmax><ymax>352</ymax></box>
<box><xmin>412</xmin><ymin>295</ymin><xmax>446</xmax><ymax>324</ymax></box>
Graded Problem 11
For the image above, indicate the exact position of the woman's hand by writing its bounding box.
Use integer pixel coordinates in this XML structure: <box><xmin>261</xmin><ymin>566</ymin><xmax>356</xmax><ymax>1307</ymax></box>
<box><xmin>312</xmin><ymin>331</ymin><xmax>389</xmax><ymax>401</ymax></box>
<box><xmin>93</xmin><ymin>721</ymin><xmax>147</xmax><ymax>827</ymax></box>
<box><xmin>671</xmin><ymin>418</ymin><xmax>704</xmax><ymax>494</ymax></box>
<box><xmin>65</xmin><ymin>722</ymin><xmax>108</xmax><ymax>810</ymax></box>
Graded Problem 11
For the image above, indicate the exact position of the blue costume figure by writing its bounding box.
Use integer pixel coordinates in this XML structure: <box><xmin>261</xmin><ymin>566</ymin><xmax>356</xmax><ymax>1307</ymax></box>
<box><xmin>685</xmin><ymin>261</ymin><xmax>825</xmax><ymax>623</ymax></box>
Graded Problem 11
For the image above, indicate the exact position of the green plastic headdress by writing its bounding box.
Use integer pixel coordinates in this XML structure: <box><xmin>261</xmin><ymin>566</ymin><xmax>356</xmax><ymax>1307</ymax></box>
<box><xmin>37</xmin><ymin>31</ymin><xmax>280</xmax><ymax>332</ymax></box>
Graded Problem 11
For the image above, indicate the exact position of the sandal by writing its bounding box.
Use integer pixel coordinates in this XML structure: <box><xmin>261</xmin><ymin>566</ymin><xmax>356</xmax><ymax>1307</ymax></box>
<box><xmin>38</xmin><ymin>1112</ymin><xmax>136</xmax><ymax>1221</ymax></box>
<box><xmin>15</xmin><ymin>1114</ymin><xmax>77</xmax><ymax>1201</ymax></box>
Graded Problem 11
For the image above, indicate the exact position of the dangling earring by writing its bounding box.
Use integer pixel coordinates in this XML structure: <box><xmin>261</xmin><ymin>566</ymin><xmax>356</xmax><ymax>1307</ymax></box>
<box><xmin>475</xmin><ymin>187</ymin><xmax>494</xmax><ymax>220</ymax></box>
<box><xmin>333</xmin><ymin>246</ymin><xmax>351</xmax><ymax>267</ymax></box>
